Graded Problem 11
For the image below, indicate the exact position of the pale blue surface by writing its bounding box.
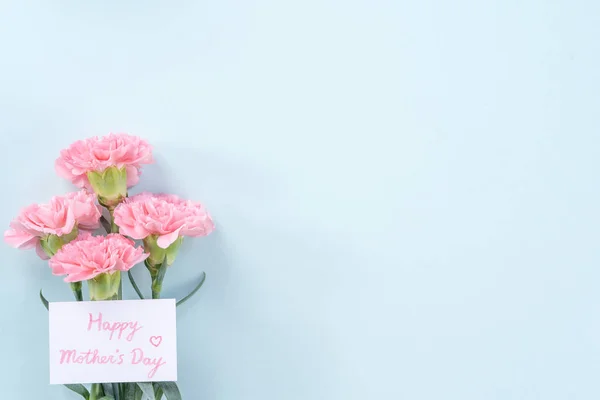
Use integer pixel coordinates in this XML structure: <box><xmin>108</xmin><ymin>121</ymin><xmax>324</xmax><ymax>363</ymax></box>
<box><xmin>0</xmin><ymin>1</ymin><xmax>598</xmax><ymax>398</ymax></box>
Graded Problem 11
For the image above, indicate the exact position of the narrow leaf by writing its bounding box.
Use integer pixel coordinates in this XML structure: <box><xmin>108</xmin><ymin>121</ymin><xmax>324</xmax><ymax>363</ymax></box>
<box><xmin>40</xmin><ymin>289</ymin><xmax>49</xmax><ymax>311</ymax></box>
<box><xmin>92</xmin><ymin>383</ymin><xmax>106</xmax><ymax>397</ymax></box>
<box><xmin>64</xmin><ymin>384</ymin><xmax>90</xmax><ymax>399</ymax></box>
<box><xmin>156</xmin><ymin>262</ymin><xmax>168</xmax><ymax>286</ymax></box>
<box><xmin>176</xmin><ymin>272</ymin><xmax>206</xmax><ymax>307</ymax></box>
<box><xmin>102</xmin><ymin>383</ymin><xmax>114</xmax><ymax>397</ymax></box>
<box><xmin>153</xmin><ymin>382</ymin><xmax>163</xmax><ymax>400</ymax></box>
<box><xmin>112</xmin><ymin>382</ymin><xmax>120</xmax><ymax>400</ymax></box>
<box><xmin>128</xmin><ymin>270</ymin><xmax>145</xmax><ymax>300</ymax></box>
<box><xmin>122</xmin><ymin>383</ymin><xmax>137</xmax><ymax>400</ymax></box>
<box><xmin>157</xmin><ymin>382</ymin><xmax>182</xmax><ymax>400</ymax></box>
<box><xmin>136</xmin><ymin>382</ymin><xmax>155</xmax><ymax>400</ymax></box>
<box><xmin>98</xmin><ymin>396</ymin><xmax>115</xmax><ymax>400</ymax></box>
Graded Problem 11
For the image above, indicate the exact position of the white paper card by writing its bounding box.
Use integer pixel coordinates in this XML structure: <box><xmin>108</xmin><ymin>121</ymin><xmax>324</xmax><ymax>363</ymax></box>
<box><xmin>49</xmin><ymin>299</ymin><xmax>177</xmax><ymax>384</ymax></box>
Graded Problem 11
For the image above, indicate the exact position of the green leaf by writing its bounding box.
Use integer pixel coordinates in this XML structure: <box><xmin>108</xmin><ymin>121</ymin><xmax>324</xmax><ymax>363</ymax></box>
<box><xmin>112</xmin><ymin>382</ymin><xmax>121</xmax><ymax>400</ymax></box>
<box><xmin>135</xmin><ymin>385</ymin><xmax>143</xmax><ymax>400</ymax></box>
<box><xmin>152</xmin><ymin>382</ymin><xmax>163</xmax><ymax>400</ymax></box>
<box><xmin>157</xmin><ymin>382</ymin><xmax>182</xmax><ymax>400</ymax></box>
<box><xmin>150</xmin><ymin>260</ymin><xmax>168</xmax><ymax>299</ymax></box>
<box><xmin>102</xmin><ymin>383</ymin><xmax>114</xmax><ymax>397</ymax></box>
<box><xmin>71</xmin><ymin>281</ymin><xmax>84</xmax><ymax>301</ymax></box>
<box><xmin>122</xmin><ymin>383</ymin><xmax>137</xmax><ymax>400</ymax></box>
<box><xmin>90</xmin><ymin>383</ymin><xmax>105</xmax><ymax>398</ymax></box>
<box><xmin>136</xmin><ymin>382</ymin><xmax>155</xmax><ymax>399</ymax></box>
<box><xmin>98</xmin><ymin>396</ymin><xmax>115</xmax><ymax>400</ymax></box>
<box><xmin>156</xmin><ymin>262</ymin><xmax>168</xmax><ymax>286</ymax></box>
<box><xmin>40</xmin><ymin>289</ymin><xmax>49</xmax><ymax>311</ymax></box>
<box><xmin>176</xmin><ymin>272</ymin><xmax>206</xmax><ymax>307</ymax></box>
<box><xmin>128</xmin><ymin>270</ymin><xmax>145</xmax><ymax>299</ymax></box>
<box><xmin>64</xmin><ymin>384</ymin><xmax>90</xmax><ymax>399</ymax></box>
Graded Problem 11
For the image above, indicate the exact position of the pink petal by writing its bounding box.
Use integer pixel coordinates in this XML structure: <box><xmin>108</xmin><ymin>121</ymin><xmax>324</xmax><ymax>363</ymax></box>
<box><xmin>126</xmin><ymin>165</ymin><xmax>140</xmax><ymax>187</ymax></box>
<box><xmin>157</xmin><ymin>228</ymin><xmax>182</xmax><ymax>249</ymax></box>
<box><xmin>36</xmin><ymin>241</ymin><xmax>50</xmax><ymax>260</ymax></box>
<box><xmin>61</xmin><ymin>209</ymin><xmax>76</xmax><ymax>236</ymax></box>
<box><xmin>64</xmin><ymin>270</ymin><xmax>98</xmax><ymax>282</ymax></box>
<box><xmin>4</xmin><ymin>229</ymin><xmax>38</xmax><ymax>249</ymax></box>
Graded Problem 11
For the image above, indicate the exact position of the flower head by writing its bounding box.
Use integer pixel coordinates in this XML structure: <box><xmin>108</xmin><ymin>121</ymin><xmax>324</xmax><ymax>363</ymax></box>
<box><xmin>55</xmin><ymin>133</ymin><xmax>153</xmax><ymax>205</ymax></box>
<box><xmin>4</xmin><ymin>190</ymin><xmax>102</xmax><ymax>258</ymax></box>
<box><xmin>114</xmin><ymin>192</ymin><xmax>214</xmax><ymax>265</ymax></box>
<box><xmin>49</xmin><ymin>233</ymin><xmax>148</xmax><ymax>283</ymax></box>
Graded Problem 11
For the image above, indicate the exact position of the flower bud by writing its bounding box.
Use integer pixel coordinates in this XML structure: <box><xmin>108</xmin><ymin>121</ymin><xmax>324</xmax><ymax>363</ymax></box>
<box><xmin>87</xmin><ymin>166</ymin><xmax>128</xmax><ymax>207</ymax></box>
<box><xmin>88</xmin><ymin>271</ymin><xmax>121</xmax><ymax>301</ymax></box>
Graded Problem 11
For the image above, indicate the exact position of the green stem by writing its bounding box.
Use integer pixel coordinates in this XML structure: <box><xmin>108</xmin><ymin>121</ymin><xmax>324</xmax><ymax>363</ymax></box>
<box><xmin>147</xmin><ymin>259</ymin><xmax>167</xmax><ymax>299</ymax></box>
<box><xmin>108</xmin><ymin>206</ymin><xmax>119</xmax><ymax>233</ymax></box>
<box><xmin>88</xmin><ymin>272</ymin><xmax>119</xmax><ymax>400</ymax></box>
<box><xmin>114</xmin><ymin>280</ymin><xmax>122</xmax><ymax>399</ymax></box>
<box><xmin>89</xmin><ymin>383</ymin><xmax>104</xmax><ymax>400</ymax></box>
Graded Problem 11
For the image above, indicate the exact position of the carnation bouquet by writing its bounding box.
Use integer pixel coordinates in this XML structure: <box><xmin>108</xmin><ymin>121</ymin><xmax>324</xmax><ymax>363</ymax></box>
<box><xmin>5</xmin><ymin>133</ymin><xmax>213</xmax><ymax>399</ymax></box>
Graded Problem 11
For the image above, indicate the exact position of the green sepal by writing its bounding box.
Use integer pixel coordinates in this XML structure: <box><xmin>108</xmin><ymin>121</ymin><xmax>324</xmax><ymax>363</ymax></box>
<box><xmin>39</xmin><ymin>227</ymin><xmax>79</xmax><ymax>257</ymax></box>
<box><xmin>87</xmin><ymin>166</ymin><xmax>128</xmax><ymax>207</ymax></box>
<box><xmin>89</xmin><ymin>271</ymin><xmax>121</xmax><ymax>301</ymax></box>
<box><xmin>143</xmin><ymin>235</ymin><xmax>183</xmax><ymax>267</ymax></box>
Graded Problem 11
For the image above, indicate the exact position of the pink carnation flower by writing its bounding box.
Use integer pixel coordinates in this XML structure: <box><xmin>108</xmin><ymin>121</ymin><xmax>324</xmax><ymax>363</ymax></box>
<box><xmin>49</xmin><ymin>233</ymin><xmax>148</xmax><ymax>282</ymax></box>
<box><xmin>4</xmin><ymin>190</ymin><xmax>102</xmax><ymax>258</ymax></box>
<box><xmin>55</xmin><ymin>133</ymin><xmax>153</xmax><ymax>189</ymax></box>
<box><xmin>114</xmin><ymin>192</ymin><xmax>215</xmax><ymax>249</ymax></box>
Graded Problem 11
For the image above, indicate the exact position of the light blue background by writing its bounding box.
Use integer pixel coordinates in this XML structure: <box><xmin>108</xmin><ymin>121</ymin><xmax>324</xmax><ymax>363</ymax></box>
<box><xmin>0</xmin><ymin>1</ymin><xmax>598</xmax><ymax>399</ymax></box>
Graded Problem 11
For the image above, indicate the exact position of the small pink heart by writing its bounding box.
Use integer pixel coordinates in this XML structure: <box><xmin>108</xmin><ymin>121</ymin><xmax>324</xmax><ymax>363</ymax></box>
<box><xmin>149</xmin><ymin>336</ymin><xmax>163</xmax><ymax>347</ymax></box>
